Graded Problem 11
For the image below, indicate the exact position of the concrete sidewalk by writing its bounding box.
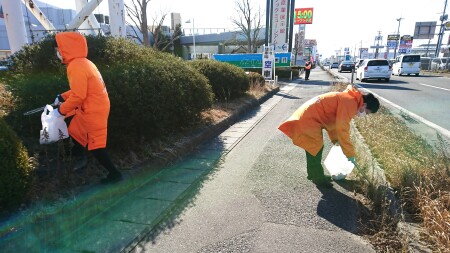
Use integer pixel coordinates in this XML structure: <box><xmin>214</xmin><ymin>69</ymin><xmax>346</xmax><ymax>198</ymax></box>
<box><xmin>131</xmin><ymin>69</ymin><xmax>375</xmax><ymax>253</ymax></box>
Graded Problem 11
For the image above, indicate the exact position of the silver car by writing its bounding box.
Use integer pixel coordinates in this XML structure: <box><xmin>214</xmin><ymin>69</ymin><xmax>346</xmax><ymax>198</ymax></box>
<box><xmin>356</xmin><ymin>59</ymin><xmax>392</xmax><ymax>82</ymax></box>
<box><xmin>431</xmin><ymin>57</ymin><xmax>449</xmax><ymax>71</ymax></box>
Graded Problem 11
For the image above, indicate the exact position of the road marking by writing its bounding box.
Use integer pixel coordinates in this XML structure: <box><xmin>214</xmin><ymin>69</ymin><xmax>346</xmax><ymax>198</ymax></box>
<box><xmin>418</xmin><ymin>83</ymin><xmax>450</xmax><ymax>92</ymax></box>
<box><xmin>355</xmin><ymin>84</ymin><xmax>450</xmax><ymax>139</ymax></box>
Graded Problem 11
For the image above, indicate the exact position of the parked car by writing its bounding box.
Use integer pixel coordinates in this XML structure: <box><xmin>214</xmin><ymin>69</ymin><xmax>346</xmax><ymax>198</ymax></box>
<box><xmin>338</xmin><ymin>60</ymin><xmax>355</xmax><ymax>72</ymax></box>
<box><xmin>356</xmin><ymin>59</ymin><xmax>392</xmax><ymax>82</ymax></box>
<box><xmin>392</xmin><ymin>54</ymin><xmax>421</xmax><ymax>76</ymax></box>
<box><xmin>355</xmin><ymin>59</ymin><xmax>364</xmax><ymax>70</ymax></box>
<box><xmin>431</xmin><ymin>57</ymin><xmax>449</xmax><ymax>71</ymax></box>
<box><xmin>330</xmin><ymin>62</ymin><xmax>339</xmax><ymax>69</ymax></box>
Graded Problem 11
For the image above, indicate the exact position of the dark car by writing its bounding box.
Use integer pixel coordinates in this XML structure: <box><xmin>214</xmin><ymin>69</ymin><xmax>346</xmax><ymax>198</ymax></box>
<box><xmin>338</xmin><ymin>61</ymin><xmax>355</xmax><ymax>72</ymax></box>
<box><xmin>330</xmin><ymin>62</ymin><xmax>339</xmax><ymax>69</ymax></box>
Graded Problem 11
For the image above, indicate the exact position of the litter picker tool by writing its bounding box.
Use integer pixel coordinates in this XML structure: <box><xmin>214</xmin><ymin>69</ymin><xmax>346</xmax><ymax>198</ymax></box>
<box><xmin>352</xmin><ymin>160</ymin><xmax>371</xmax><ymax>184</ymax></box>
<box><xmin>23</xmin><ymin>106</ymin><xmax>46</xmax><ymax>116</ymax></box>
<box><xmin>24</xmin><ymin>103</ymin><xmax>59</xmax><ymax>116</ymax></box>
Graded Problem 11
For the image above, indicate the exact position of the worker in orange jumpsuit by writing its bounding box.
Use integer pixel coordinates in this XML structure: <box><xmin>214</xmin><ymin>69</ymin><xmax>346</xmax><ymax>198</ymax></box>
<box><xmin>304</xmin><ymin>60</ymin><xmax>312</xmax><ymax>80</ymax></box>
<box><xmin>51</xmin><ymin>32</ymin><xmax>122</xmax><ymax>184</ymax></box>
<box><xmin>278</xmin><ymin>85</ymin><xmax>379</xmax><ymax>187</ymax></box>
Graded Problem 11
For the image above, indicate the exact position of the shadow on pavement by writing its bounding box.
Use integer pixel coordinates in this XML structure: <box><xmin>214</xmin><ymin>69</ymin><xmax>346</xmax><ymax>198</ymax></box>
<box><xmin>302</xmin><ymin>80</ymin><xmax>334</xmax><ymax>86</ymax></box>
<box><xmin>275</xmin><ymin>92</ymin><xmax>300</xmax><ymax>99</ymax></box>
<box><xmin>316</xmin><ymin>183</ymin><xmax>368</xmax><ymax>234</ymax></box>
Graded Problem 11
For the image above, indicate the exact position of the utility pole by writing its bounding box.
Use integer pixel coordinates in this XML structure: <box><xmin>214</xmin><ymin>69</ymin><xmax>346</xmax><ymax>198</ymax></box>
<box><xmin>393</xmin><ymin>17</ymin><xmax>404</xmax><ymax>59</ymax></box>
<box><xmin>359</xmin><ymin>40</ymin><xmax>362</xmax><ymax>58</ymax></box>
<box><xmin>374</xmin><ymin>31</ymin><xmax>383</xmax><ymax>58</ymax></box>
<box><xmin>434</xmin><ymin>0</ymin><xmax>448</xmax><ymax>57</ymax></box>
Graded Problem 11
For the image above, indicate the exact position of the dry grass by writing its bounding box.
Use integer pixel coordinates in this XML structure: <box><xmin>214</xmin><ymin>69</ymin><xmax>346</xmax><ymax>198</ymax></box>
<box><xmin>415</xmin><ymin>168</ymin><xmax>450</xmax><ymax>251</ymax></box>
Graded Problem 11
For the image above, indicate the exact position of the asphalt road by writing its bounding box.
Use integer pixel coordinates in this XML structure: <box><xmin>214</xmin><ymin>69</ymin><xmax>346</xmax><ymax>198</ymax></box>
<box><xmin>134</xmin><ymin>69</ymin><xmax>375</xmax><ymax>252</ymax></box>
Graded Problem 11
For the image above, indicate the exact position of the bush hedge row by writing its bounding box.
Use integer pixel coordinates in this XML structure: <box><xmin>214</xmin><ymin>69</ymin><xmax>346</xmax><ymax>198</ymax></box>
<box><xmin>0</xmin><ymin>117</ymin><xmax>32</xmax><ymax>211</ymax></box>
<box><xmin>188</xmin><ymin>60</ymin><xmax>249</xmax><ymax>101</ymax></box>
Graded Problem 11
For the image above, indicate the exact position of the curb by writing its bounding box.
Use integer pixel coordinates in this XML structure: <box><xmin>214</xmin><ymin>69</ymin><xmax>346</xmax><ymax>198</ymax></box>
<box><xmin>150</xmin><ymin>86</ymin><xmax>281</xmax><ymax>165</ymax></box>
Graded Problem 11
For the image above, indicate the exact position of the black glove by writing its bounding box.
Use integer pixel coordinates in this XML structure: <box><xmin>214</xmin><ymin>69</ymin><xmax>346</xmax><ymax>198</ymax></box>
<box><xmin>53</xmin><ymin>94</ymin><xmax>64</xmax><ymax>106</ymax></box>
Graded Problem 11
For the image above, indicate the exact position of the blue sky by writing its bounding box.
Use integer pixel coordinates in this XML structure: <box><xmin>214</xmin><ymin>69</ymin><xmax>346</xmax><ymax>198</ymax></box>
<box><xmin>40</xmin><ymin>0</ymin><xmax>449</xmax><ymax>58</ymax></box>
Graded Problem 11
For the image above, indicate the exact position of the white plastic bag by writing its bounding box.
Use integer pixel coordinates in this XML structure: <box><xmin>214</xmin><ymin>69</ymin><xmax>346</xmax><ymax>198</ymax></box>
<box><xmin>39</xmin><ymin>105</ymin><xmax>69</xmax><ymax>144</ymax></box>
<box><xmin>324</xmin><ymin>145</ymin><xmax>354</xmax><ymax>180</ymax></box>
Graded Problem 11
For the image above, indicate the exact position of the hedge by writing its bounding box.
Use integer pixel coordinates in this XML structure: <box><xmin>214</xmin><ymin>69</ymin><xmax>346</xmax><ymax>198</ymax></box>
<box><xmin>0</xmin><ymin>118</ymin><xmax>32</xmax><ymax>211</ymax></box>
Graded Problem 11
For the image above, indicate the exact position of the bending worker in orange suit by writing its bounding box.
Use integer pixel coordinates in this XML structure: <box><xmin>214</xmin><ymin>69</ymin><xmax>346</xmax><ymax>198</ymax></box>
<box><xmin>278</xmin><ymin>85</ymin><xmax>379</xmax><ymax>187</ymax></box>
<box><xmin>50</xmin><ymin>32</ymin><xmax>122</xmax><ymax>184</ymax></box>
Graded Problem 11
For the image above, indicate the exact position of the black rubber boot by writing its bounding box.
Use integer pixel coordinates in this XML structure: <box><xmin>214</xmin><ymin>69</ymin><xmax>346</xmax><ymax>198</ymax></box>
<box><xmin>91</xmin><ymin>148</ymin><xmax>123</xmax><ymax>184</ymax></box>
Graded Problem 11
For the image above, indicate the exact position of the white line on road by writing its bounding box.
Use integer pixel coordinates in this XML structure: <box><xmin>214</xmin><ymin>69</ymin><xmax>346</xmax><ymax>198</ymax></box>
<box><xmin>418</xmin><ymin>83</ymin><xmax>450</xmax><ymax>92</ymax></box>
<box><xmin>355</xmin><ymin>85</ymin><xmax>450</xmax><ymax>139</ymax></box>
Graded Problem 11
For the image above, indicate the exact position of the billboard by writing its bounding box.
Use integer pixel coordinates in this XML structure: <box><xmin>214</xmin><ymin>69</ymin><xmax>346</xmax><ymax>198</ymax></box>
<box><xmin>359</xmin><ymin>48</ymin><xmax>369</xmax><ymax>59</ymax></box>
<box><xmin>271</xmin><ymin>0</ymin><xmax>289</xmax><ymax>52</ymax></box>
<box><xmin>387</xmin><ymin>34</ymin><xmax>399</xmax><ymax>49</ymax></box>
<box><xmin>213</xmin><ymin>53</ymin><xmax>291</xmax><ymax>69</ymax></box>
<box><xmin>413</xmin><ymin>22</ymin><xmax>436</xmax><ymax>39</ymax></box>
<box><xmin>294</xmin><ymin>8</ymin><xmax>314</xmax><ymax>24</ymax></box>
<box><xmin>399</xmin><ymin>35</ymin><xmax>413</xmax><ymax>54</ymax></box>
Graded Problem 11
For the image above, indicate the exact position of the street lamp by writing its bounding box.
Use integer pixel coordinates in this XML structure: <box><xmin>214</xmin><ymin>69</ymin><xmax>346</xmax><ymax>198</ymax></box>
<box><xmin>185</xmin><ymin>19</ymin><xmax>196</xmax><ymax>59</ymax></box>
<box><xmin>393</xmin><ymin>17</ymin><xmax>404</xmax><ymax>59</ymax></box>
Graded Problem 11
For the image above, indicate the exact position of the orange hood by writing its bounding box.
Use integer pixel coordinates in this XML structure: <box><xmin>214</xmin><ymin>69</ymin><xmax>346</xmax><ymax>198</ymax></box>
<box><xmin>344</xmin><ymin>85</ymin><xmax>363</xmax><ymax>107</ymax></box>
<box><xmin>55</xmin><ymin>32</ymin><xmax>88</xmax><ymax>65</ymax></box>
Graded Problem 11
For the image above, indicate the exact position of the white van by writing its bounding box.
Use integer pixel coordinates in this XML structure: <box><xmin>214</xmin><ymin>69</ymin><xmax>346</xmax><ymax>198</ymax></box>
<box><xmin>392</xmin><ymin>54</ymin><xmax>421</xmax><ymax>76</ymax></box>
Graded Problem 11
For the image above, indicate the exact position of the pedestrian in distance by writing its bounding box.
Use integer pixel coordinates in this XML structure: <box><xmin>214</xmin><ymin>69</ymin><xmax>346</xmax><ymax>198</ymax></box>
<box><xmin>51</xmin><ymin>31</ymin><xmax>123</xmax><ymax>184</ymax></box>
<box><xmin>278</xmin><ymin>85</ymin><xmax>380</xmax><ymax>187</ymax></box>
<box><xmin>304</xmin><ymin>60</ymin><xmax>312</xmax><ymax>80</ymax></box>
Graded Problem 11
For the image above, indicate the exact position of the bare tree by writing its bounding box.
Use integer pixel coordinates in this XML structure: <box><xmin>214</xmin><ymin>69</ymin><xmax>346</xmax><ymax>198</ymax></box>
<box><xmin>231</xmin><ymin>0</ymin><xmax>264</xmax><ymax>53</ymax></box>
<box><xmin>125</xmin><ymin>0</ymin><xmax>151</xmax><ymax>46</ymax></box>
<box><xmin>125</xmin><ymin>0</ymin><xmax>182</xmax><ymax>51</ymax></box>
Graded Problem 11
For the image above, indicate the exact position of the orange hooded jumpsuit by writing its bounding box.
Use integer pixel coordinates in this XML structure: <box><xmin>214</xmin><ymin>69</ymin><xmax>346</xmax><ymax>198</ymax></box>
<box><xmin>278</xmin><ymin>85</ymin><xmax>363</xmax><ymax>178</ymax></box>
<box><xmin>55</xmin><ymin>32</ymin><xmax>110</xmax><ymax>151</ymax></box>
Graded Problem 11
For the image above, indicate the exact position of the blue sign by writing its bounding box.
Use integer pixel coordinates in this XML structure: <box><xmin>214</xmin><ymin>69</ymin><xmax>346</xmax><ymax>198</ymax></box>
<box><xmin>213</xmin><ymin>53</ymin><xmax>291</xmax><ymax>68</ymax></box>
<box><xmin>387</xmin><ymin>41</ymin><xmax>397</xmax><ymax>49</ymax></box>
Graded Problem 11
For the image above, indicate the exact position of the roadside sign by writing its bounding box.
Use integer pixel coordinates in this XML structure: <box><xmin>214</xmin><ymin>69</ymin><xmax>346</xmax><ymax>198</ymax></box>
<box><xmin>445</xmin><ymin>21</ymin><xmax>450</xmax><ymax>31</ymax></box>
<box><xmin>212</xmin><ymin>53</ymin><xmax>291</xmax><ymax>69</ymax></box>
<box><xmin>262</xmin><ymin>45</ymin><xmax>274</xmax><ymax>80</ymax></box>
<box><xmin>294</xmin><ymin>8</ymin><xmax>314</xmax><ymax>24</ymax></box>
<box><xmin>413</xmin><ymin>22</ymin><xmax>436</xmax><ymax>39</ymax></box>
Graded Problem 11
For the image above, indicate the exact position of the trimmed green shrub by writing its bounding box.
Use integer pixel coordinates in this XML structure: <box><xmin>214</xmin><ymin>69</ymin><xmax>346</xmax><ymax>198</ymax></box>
<box><xmin>5</xmin><ymin>34</ymin><xmax>61</xmax><ymax>75</ymax></box>
<box><xmin>188</xmin><ymin>60</ymin><xmax>250</xmax><ymax>101</ymax></box>
<box><xmin>3</xmin><ymin>73</ymin><xmax>67</xmax><ymax>138</ymax></box>
<box><xmin>2</xmin><ymin>35</ymin><xmax>214</xmax><ymax>150</ymax></box>
<box><xmin>275</xmin><ymin>68</ymin><xmax>299</xmax><ymax>78</ymax></box>
<box><xmin>104</xmin><ymin>52</ymin><xmax>214</xmax><ymax>147</ymax></box>
<box><xmin>0</xmin><ymin>118</ymin><xmax>32</xmax><ymax>211</ymax></box>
